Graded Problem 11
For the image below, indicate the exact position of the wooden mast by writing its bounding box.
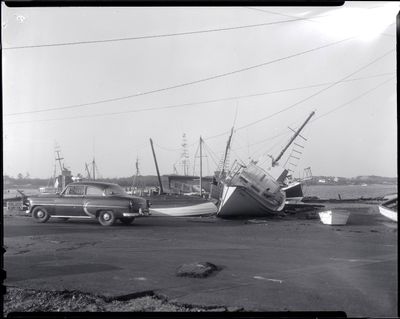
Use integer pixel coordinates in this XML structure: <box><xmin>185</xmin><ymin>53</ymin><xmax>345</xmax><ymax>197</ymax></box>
<box><xmin>272</xmin><ymin>111</ymin><xmax>315</xmax><ymax>167</ymax></box>
<box><xmin>150</xmin><ymin>138</ymin><xmax>164</xmax><ymax>194</ymax></box>
<box><xmin>220</xmin><ymin>126</ymin><xmax>234</xmax><ymax>179</ymax></box>
<box><xmin>199</xmin><ymin>136</ymin><xmax>203</xmax><ymax>197</ymax></box>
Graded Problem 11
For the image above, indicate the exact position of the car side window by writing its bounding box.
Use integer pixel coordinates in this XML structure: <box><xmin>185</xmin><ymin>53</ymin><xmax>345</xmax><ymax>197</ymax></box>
<box><xmin>65</xmin><ymin>185</ymin><xmax>85</xmax><ymax>196</ymax></box>
<box><xmin>86</xmin><ymin>186</ymin><xmax>104</xmax><ymax>196</ymax></box>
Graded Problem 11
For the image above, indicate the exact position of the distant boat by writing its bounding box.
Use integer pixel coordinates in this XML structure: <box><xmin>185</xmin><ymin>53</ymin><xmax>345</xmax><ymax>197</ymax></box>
<box><xmin>361</xmin><ymin>183</ymin><xmax>368</xmax><ymax>187</ymax></box>
<box><xmin>378</xmin><ymin>196</ymin><xmax>397</xmax><ymax>222</ymax></box>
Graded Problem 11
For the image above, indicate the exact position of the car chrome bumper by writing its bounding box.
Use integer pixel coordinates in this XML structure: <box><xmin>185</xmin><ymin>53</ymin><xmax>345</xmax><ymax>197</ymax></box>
<box><xmin>123</xmin><ymin>212</ymin><xmax>140</xmax><ymax>217</ymax></box>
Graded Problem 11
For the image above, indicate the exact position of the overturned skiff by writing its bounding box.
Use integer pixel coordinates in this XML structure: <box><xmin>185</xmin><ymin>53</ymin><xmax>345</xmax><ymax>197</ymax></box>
<box><xmin>378</xmin><ymin>196</ymin><xmax>397</xmax><ymax>222</ymax></box>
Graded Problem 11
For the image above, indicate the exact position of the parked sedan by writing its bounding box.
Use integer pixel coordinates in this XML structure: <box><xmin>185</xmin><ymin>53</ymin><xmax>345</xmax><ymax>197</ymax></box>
<box><xmin>26</xmin><ymin>181</ymin><xmax>150</xmax><ymax>226</ymax></box>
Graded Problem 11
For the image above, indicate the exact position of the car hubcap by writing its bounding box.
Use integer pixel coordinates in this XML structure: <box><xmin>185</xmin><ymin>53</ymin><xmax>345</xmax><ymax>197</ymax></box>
<box><xmin>38</xmin><ymin>211</ymin><xmax>44</xmax><ymax>218</ymax></box>
<box><xmin>103</xmin><ymin>213</ymin><xmax>111</xmax><ymax>221</ymax></box>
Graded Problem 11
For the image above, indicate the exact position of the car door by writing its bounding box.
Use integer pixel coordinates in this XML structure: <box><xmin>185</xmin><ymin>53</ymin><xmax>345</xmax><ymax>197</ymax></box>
<box><xmin>83</xmin><ymin>185</ymin><xmax>105</xmax><ymax>217</ymax></box>
<box><xmin>55</xmin><ymin>185</ymin><xmax>86</xmax><ymax>216</ymax></box>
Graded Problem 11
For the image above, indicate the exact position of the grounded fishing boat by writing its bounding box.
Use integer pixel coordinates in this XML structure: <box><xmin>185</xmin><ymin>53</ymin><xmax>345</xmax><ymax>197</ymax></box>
<box><xmin>217</xmin><ymin>111</ymin><xmax>315</xmax><ymax>217</ymax></box>
<box><xmin>378</xmin><ymin>196</ymin><xmax>397</xmax><ymax>222</ymax></box>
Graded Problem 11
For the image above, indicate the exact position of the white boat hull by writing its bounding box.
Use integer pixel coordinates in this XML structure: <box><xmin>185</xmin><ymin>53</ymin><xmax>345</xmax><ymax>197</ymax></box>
<box><xmin>378</xmin><ymin>206</ymin><xmax>397</xmax><ymax>222</ymax></box>
<box><xmin>319</xmin><ymin>210</ymin><xmax>350</xmax><ymax>225</ymax></box>
<box><xmin>217</xmin><ymin>185</ymin><xmax>286</xmax><ymax>217</ymax></box>
<box><xmin>150</xmin><ymin>202</ymin><xmax>218</xmax><ymax>217</ymax></box>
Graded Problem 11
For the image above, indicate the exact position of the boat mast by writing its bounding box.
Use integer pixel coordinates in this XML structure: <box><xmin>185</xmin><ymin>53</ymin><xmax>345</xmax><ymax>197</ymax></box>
<box><xmin>132</xmin><ymin>156</ymin><xmax>140</xmax><ymax>189</ymax></box>
<box><xmin>272</xmin><ymin>111</ymin><xmax>315</xmax><ymax>167</ymax></box>
<box><xmin>150</xmin><ymin>138</ymin><xmax>164</xmax><ymax>194</ymax></box>
<box><xmin>55</xmin><ymin>149</ymin><xmax>64</xmax><ymax>174</ymax></box>
<box><xmin>85</xmin><ymin>163</ymin><xmax>92</xmax><ymax>180</ymax></box>
<box><xmin>220</xmin><ymin>127</ymin><xmax>234</xmax><ymax>179</ymax></box>
<box><xmin>199</xmin><ymin>136</ymin><xmax>203</xmax><ymax>196</ymax></box>
<box><xmin>92</xmin><ymin>158</ymin><xmax>96</xmax><ymax>180</ymax></box>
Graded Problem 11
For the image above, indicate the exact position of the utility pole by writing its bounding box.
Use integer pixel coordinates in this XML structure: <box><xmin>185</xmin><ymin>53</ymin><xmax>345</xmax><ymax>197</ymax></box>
<box><xmin>150</xmin><ymin>138</ymin><xmax>164</xmax><ymax>194</ymax></box>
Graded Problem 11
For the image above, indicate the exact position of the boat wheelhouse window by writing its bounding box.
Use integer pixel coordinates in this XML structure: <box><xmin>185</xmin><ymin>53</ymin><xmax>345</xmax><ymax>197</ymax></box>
<box><xmin>250</xmin><ymin>185</ymin><xmax>260</xmax><ymax>193</ymax></box>
<box><xmin>86</xmin><ymin>186</ymin><xmax>104</xmax><ymax>196</ymax></box>
<box><xmin>239</xmin><ymin>176</ymin><xmax>249</xmax><ymax>184</ymax></box>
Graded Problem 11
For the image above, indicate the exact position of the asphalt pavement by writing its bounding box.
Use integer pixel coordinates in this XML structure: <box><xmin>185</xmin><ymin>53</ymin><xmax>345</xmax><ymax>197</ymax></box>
<box><xmin>3</xmin><ymin>203</ymin><xmax>398</xmax><ymax>316</ymax></box>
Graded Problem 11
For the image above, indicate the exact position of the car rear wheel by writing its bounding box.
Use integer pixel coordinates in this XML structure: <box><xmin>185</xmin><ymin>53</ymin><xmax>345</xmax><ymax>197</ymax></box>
<box><xmin>120</xmin><ymin>217</ymin><xmax>135</xmax><ymax>225</ymax></box>
<box><xmin>32</xmin><ymin>206</ymin><xmax>50</xmax><ymax>223</ymax></box>
<box><xmin>98</xmin><ymin>211</ymin><xmax>116</xmax><ymax>226</ymax></box>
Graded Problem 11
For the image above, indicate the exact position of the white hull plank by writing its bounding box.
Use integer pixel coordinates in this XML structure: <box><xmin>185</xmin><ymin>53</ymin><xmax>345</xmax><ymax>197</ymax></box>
<box><xmin>150</xmin><ymin>202</ymin><xmax>217</xmax><ymax>217</ymax></box>
<box><xmin>378</xmin><ymin>206</ymin><xmax>397</xmax><ymax>222</ymax></box>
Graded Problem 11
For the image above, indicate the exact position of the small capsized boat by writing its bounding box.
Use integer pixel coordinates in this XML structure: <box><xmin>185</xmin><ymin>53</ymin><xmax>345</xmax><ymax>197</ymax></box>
<box><xmin>319</xmin><ymin>210</ymin><xmax>350</xmax><ymax>225</ymax></box>
<box><xmin>150</xmin><ymin>202</ymin><xmax>218</xmax><ymax>217</ymax></box>
<box><xmin>378</xmin><ymin>196</ymin><xmax>397</xmax><ymax>222</ymax></box>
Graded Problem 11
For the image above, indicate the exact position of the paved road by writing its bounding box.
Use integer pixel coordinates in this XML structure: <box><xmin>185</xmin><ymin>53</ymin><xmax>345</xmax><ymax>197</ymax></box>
<box><xmin>3</xmin><ymin>204</ymin><xmax>397</xmax><ymax>316</ymax></box>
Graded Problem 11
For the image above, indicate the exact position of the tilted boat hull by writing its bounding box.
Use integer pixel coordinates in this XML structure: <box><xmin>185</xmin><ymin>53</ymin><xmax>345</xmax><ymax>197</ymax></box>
<box><xmin>217</xmin><ymin>185</ymin><xmax>286</xmax><ymax>217</ymax></box>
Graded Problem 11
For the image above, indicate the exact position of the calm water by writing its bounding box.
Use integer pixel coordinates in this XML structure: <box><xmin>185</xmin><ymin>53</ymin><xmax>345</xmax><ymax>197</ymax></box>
<box><xmin>303</xmin><ymin>184</ymin><xmax>397</xmax><ymax>199</ymax></box>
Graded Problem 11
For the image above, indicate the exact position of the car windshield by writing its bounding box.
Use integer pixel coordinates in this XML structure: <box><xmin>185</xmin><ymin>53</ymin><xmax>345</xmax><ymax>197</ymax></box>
<box><xmin>104</xmin><ymin>185</ymin><xmax>128</xmax><ymax>196</ymax></box>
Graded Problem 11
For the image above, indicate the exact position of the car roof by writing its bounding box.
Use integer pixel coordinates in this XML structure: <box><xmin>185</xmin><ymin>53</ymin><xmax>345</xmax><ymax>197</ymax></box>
<box><xmin>68</xmin><ymin>181</ymin><xmax>119</xmax><ymax>188</ymax></box>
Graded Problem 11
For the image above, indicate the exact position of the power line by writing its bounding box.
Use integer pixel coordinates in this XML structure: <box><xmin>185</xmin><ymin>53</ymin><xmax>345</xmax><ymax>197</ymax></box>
<box><xmin>3</xmin><ymin>17</ymin><xmax>307</xmax><ymax>51</ymax></box>
<box><xmin>311</xmin><ymin>76</ymin><xmax>395</xmax><ymax>123</ymax></box>
<box><xmin>5</xmin><ymin>34</ymin><xmax>358</xmax><ymax>117</ymax></box>
<box><xmin>6</xmin><ymin>72</ymin><xmax>393</xmax><ymax>125</ymax></box>
<box><xmin>232</xmin><ymin>76</ymin><xmax>395</xmax><ymax>157</ymax></box>
<box><xmin>246</xmin><ymin>7</ymin><xmax>397</xmax><ymax>38</ymax></box>
<box><xmin>235</xmin><ymin>49</ymin><xmax>394</xmax><ymax>132</ymax></box>
<box><xmin>203</xmin><ymin>49</ymin><xmax>393</xmax><ymax>149</ymax></box>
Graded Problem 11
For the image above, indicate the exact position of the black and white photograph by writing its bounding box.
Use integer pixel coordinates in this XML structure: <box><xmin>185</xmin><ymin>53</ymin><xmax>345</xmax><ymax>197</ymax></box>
<box><xmin>2</xmin><ymin>1</ymin><xmax>398</xmax><ymax>316</ymax></box>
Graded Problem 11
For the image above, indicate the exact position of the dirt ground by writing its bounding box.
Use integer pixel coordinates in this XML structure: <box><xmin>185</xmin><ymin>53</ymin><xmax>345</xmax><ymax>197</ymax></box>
<box><xmin>3</xmin><ymin>201</ymin><xmax>397</xmax><ymax>316</ymax></box>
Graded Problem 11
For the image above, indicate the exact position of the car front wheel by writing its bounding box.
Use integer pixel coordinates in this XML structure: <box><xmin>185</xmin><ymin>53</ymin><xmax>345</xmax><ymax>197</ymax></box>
<box><xmin>120</xmin><ymin>217</ymin><xmax>135</xmax><ymax>225</ymax></box>
<box><xmin>98</xmin><ymin>211</ymin><xmax>116</xmax><ymax>226</ymax></box>
<box><xmin>32</xmin><ymin>206</ymin><xmax>50</xmax><ymax>223</ymax></box>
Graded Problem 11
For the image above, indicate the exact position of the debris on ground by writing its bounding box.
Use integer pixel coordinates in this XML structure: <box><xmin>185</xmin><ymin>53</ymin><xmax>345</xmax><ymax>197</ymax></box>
<box><xmin>3</xmin><ymin>286</ymin><xmax>239</xmax><ymax>315</ymax></box>
<box><xmin>176</xmin><ymin>262</ymin><xmax>221</xmax><ymax>278</ymax></box>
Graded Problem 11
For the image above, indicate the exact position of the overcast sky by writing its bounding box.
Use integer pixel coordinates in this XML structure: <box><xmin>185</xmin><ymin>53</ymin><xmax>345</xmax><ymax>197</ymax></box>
<box><xmin>2</xmin><ymin>2</ymin><xmax>398</xmax><ymax>179</ymax></box>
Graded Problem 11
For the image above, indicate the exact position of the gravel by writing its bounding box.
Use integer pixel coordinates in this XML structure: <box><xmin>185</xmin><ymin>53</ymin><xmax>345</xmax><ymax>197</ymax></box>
<box><xmin>3</xmin><ymin>287</ymin><xmax>242</xmax><ymax>314</ymax></box>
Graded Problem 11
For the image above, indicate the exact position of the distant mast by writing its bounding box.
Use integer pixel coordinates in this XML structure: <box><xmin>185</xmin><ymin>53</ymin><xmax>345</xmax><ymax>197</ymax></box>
<box><xmin>85</xmin><ymin>163</ymin><xmax>92</xmax><ymax>180</ymax></box>
<box><xmin>181</xmin><ymin>133</ymin><xmax>190</xmax><ymax>176</ymax></box>
<box><xmin>92</xmin><ymin>157</ymin><xmax>96</xmax><ymax>180</ymax></box>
